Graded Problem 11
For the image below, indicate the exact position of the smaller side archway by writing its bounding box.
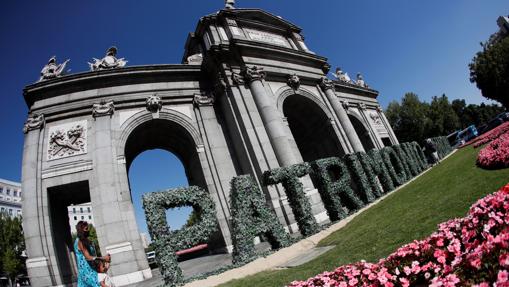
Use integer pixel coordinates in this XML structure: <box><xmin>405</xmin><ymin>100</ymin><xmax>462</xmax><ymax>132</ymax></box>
<box><xmin>348</xmin><ymin>113</ymin><xmax>376</xmax><ymax>151</ymax></box>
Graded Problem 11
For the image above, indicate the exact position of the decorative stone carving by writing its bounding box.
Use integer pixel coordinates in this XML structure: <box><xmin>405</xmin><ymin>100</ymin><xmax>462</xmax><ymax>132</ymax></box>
<box><xmin>332</xmin><ymin>67</ymin><xmax>352</xmax><ymax>83</ymax></box>
<box><xmin>242</xmin><ymin>66</ymin><xmax>266</xmax><ymax>83</ymax></box>
<box><xmin>47</xmin><ymin>120</ymin><xmax>87</xmax><ymax>160</ymax></box>
<box><xmin>370</xmin><ymin>112</ymin><xmax>383</xmax><ymax>125</ymax></box>
<box><xmin>231</xmin><ymin>72</ymin><xmax>244</xmax><ymax>85</ymax></box>
<box><xmin>146</xmin><ymin>95</ymin><xmax>162</xmax><ymax>113</ymax></box>
<box><xmin>355</xmin><ymin>73</ymin><xmax>369</xmax><ymax>88</ymax></box>
<box><xmin>358</xmin><ymin>102</ymin><xmax>367</xmax><ymax>110</ymax></box>
<box><xmin>318</xmin><ymin>77</ymin><xmax>334</xmax><ymax>91</ymax></box>
<box><xmin>92</xmin><ymin>100</ymin><xmax>115</xmax><ymax>118</ymax></box>
<box><xmin>225</xmin><ymin>0</ymin><xmax>235</xmax><ymax>9</ymax></box>
<box><xmin>342</xmin><ymin>100</ymin><xmax>350</xmax><ymax>110</ymax></box>
<box><xmin>89</xmin><ymin>46</ymin><xmax>127</xmax><ymax>71</ymax></box>
<box><xmin>193</xmin><ymin>93</ymin><xmax>215</xmax><ymax>106</ymax></box>
<box><xmin>226</xmin><ymin>18</ymin><xmax>238</xmax><ymax>27</ymax></box>
<box><xmin>186</xmin><ymin>53</ymin><xmax>203</xmax><ymax>65</ymax></box>
<box><xmin>376</xmin><ymin>105</ymin><xmax>383</xmax><ymax>113</ymax></box>
<box><xmin>23</xmin><ymin>113</ymin><xmax>45</xmax><ymax>134</ymax></box>
<box><xmin>39</xmin><ymin>56</ymin><xmax>69</xmax><ymax>82</ymax></box>
<box><xmin>287</xmin><ymin>74</ymin><xmax>300</xmax><ymax>91</ymax></box>
<box><xmin>214</xmin><ymin>73</ymin><xmax>227</xmax><ymax>96</ymax></box>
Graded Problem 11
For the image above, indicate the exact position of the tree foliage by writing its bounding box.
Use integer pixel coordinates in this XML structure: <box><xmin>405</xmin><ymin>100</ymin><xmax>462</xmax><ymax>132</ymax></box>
<box><xmin>386</xmin><ymin>93</ymin><xmax>505</xmax><ymax>143</ymax></box>
<box><xmin>0</xmin><ymin>213</ymin><xmax>25</xmax><ymax>286</ymax></box>
<box><xmin>469</xmin><ymin>35</ymin><xmax>509</xmax><ymax>108</ymax></box>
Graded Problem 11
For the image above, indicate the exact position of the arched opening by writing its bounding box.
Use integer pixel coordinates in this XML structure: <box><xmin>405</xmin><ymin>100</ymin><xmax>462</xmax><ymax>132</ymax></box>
<box><xmin>129</xmin><ymin>149</ymin><xmax>192</xmax><ymax>237</ymax></box>
<box><xmin>283</xmin><ymin>94</ymin><xmax>345</xmax><ymax>162</ymax></box>
<box><xmin>123</xmin><ymin>119</ymin><xmax>225</xmax><ymax>262</ymax></box>
<box><xmin>348</xmin><ymin>114</ymin><xmax>376</xmax><ymax>151</ymax></box>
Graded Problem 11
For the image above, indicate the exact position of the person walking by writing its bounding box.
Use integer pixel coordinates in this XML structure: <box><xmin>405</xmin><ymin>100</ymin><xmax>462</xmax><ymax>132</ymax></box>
<box><xmin>425</xmin><ymin>139</ymin><xmax>439</xmax><ymax>165</ymax></box>
<box><xmin>74</xmin><ymin>221</ymin><xmax>111</xmax><ymax>287</ymax></box>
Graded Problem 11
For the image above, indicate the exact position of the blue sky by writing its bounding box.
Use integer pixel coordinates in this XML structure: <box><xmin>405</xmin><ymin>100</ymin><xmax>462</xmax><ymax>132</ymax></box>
<box><xmin>1</xmin><ymin>1</ymin><xmax>507</xmax><ymax>237</ymax></box>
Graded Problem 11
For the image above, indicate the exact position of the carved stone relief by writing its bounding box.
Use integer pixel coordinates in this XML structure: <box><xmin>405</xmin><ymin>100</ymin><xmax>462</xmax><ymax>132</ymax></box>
<box><xmin>47</xmin><ymin>120</ymin><xmax>87</xmax><ymax>161</ymax></box>
<box><xmin>287</xmin><ymin>74</ymin><xmax>300</xmax><ymax>91</ymax></box>
<box><xmin>92</xmin><ymin>100</ymin><xmax>115</xmax><ymax>118</ymax></box>
<box><xmin>23</xmin><ymin>113</ymin><xmax>45</xmax><ymax>134</ymax></box>
<box><xmin>146</xmin><ymin>95</ymin><xmax>163</xmax><ymax>113</ymax></box>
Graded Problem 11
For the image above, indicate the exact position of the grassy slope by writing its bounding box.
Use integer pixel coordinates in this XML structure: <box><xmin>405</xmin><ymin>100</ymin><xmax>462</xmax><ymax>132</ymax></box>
<box><xmin>220</xmin><ymin>146</ymin><xmax>509</xmax><ymax>287</ymax></box>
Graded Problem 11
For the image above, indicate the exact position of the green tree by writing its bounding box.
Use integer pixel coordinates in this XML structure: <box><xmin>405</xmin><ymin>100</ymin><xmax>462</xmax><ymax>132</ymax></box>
<box><xmin>386</xmin><ymin>93</ymin><xmax>430</xmax><ymax>143</ymax></box>
<box><xmin>0</xmin><ymin>213</ymin><xmax>25</xmax><ymax>287</ymax></box>
<box><xmin>469</xmin><ymin>34</ymin><xmax>509</xmax><ymax>108</ymax></box>
<box><xmin>426</xmin><ymin>94</ymin><xmax>460</xmax><ymax>138</ymax></box>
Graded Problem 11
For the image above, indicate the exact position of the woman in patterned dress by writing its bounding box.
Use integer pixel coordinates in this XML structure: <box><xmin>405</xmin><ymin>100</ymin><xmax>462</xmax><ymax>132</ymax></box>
<box><xmin>74</xmin><ymin>221</ymin><xmax>111</xmax><ymax>287</ymax></box>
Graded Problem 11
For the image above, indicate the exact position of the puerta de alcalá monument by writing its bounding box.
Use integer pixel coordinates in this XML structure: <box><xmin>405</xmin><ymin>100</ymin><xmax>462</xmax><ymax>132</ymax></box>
<box><xmin>21</xmin><ymin>3</ymin><xmax>399</xmax><ymax>286</ymax></box>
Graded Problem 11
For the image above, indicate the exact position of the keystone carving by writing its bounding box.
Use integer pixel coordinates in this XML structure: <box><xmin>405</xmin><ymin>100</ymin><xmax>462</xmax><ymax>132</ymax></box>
<box><xmin>146</xmin><ymin>95</ymin><xmax>163</xmax><ymax>113</ymax></box>
<box><xmin>287</xmin><ymin>74</ymin><xmax>300</xmax><ymax>91</ymax></box>
<box><xmin>92</xmin><ymin>100</ymin><xmax>115</xmax><ymax>118</ymax></box>
<box><xmin>23</xmin><ymin>113</ymin><xmax>45</xmax><ymax>134</ymax></box>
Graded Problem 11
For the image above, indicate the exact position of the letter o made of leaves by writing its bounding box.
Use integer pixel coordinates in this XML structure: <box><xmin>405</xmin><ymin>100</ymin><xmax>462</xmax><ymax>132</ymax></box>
<box><xmin>381</xmin><ymin>146</ymin><xmax>408</xmax><ymax>186</ymax></box>
<box><xmin>142</xmin><ymin>186</ymin><xmax>217</xmax><ymax>286</ymax></box>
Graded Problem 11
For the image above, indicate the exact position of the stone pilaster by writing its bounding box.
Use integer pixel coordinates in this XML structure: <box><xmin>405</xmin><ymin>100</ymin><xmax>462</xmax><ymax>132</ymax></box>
<box><xmin>22</xmin><ymin>114</ymin><xmax>54</xmax><ymax>287</ymax></box>
<box><xmin>92</xmin><ymin>109</ymin><xmax>151</xmax><ymax>285</ymax></box>
<box><xmin>319</xmin><ymin>78</ymin><xmax>365</xmax><ymax>153</ymax></box>
<box><xmin>377</xmin><ymin>105</ymin><xmax>400</xmax><ymax>145</ymax></box>
<box><xmin>357</xmin><ymin>103</ymin><xmax>383</xmax><ymax>149</ymax></box>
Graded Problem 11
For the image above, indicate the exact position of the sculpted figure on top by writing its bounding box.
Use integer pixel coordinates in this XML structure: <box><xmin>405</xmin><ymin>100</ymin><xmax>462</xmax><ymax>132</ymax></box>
<box><xmin>355</xmin><ymin>73</ymin><xmax>369</xmax><ymax>88</ymax></box>
<box><xmin>39</xmin><ymin>56</ymin><xmax>69</xmax><ymax>82</ymax></box>
<box><xmin>332</xmin><ymin>67</ymin><xmax>352</xmax><ymax>83</ymax></box>
<box><xmin>225</xmin><ymin>0</ymin><xmax>235</xmax><ymax>9</ymax></box>
<box><xmin>89</xmin><ymin>46</ymin><xmax>127</xmax><ymax>71</ymax></box>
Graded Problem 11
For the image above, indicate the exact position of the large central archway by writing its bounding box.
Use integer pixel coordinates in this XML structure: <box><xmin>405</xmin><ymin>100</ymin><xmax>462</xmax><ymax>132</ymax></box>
<box><xmin>282</xmin><ymin>94</ymin><xmax>345</xmax><ymax>162</ymax></box>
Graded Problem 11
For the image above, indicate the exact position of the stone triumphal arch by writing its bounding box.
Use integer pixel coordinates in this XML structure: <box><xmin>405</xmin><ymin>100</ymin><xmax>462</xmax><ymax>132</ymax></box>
<box><xmin>21</xmin><ymin>5</ymin><xmax>399</xmax><ymax>286</ymax></box>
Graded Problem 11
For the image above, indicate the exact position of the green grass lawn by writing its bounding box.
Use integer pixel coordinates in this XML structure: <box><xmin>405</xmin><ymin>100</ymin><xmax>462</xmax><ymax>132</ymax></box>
<box><xmin>219</xmin><ymin>146</ymin><xmax>509</xmax><ymax>287</ymax></box>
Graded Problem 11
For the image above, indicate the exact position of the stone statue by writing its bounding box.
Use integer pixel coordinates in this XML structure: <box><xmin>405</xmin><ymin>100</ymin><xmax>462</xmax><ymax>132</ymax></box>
<box><xmin>225</xmin><ymin>0</ymin><xmax>235</xmax><ymax>9</ymax></box>
<box><xmin>39</xmin><ymin>56</ymin><xmax>69</xmax><ymax>82</ymax></box>
<box><xmin>355</xmin><ymin>73</ymin><xmax>368</xmax><ymax>88</ymax></box>
<box><xmin>89</xmin><ymin>46</ymin><xmax>127</xmax><ymax>71</ymax></box>
<box><xmin>332</xmin><ymin>67</ymin><xmax>351</xmax><ymax>83</ymax></box>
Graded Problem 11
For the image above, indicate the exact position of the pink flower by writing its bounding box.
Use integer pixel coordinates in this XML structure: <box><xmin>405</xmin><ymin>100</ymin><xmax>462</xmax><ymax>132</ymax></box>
<box><xmin>501</xmin><ymin>253</ymin><xmax>509</xmax><ymax>267</ymax></box>
<box><xmin>499</xmin><ymin>270</ymin><xmax>509</xmax><ymax>283</ymax></box>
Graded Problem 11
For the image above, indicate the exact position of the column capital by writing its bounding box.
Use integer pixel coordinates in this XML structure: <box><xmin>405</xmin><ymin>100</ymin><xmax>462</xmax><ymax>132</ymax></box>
<box><xmin>23</xmin><ymin>113</ymin><xmax>45</xmax><ymax>134</ymax></box>
<box><xmin>318</xmin><ymin>77</ymin><xmax>334</xmax><ymax>91</ymax></box>
<box><xmin>242</xmin><ymin>66</ymin><xmax>266</xmax><ymax>83</ymax></box>
<box><xmin>193</xmin><ymin>93</ymin><xmax>215</xmax><ymax>107</ymax></box>
<box><xmin>92</xmin><ymin>100</ymin><xmax>115</xmax><ymax>118</ymax></box>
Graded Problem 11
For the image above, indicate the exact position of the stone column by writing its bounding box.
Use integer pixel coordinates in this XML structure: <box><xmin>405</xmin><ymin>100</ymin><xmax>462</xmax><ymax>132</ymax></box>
<box><xmin>242</xmin><ymin>66</ymin><xmax>298</xmax><ymax>167</ymax></box>
<box><xmin>319</xmin><ymin>77</ymin><xmax>365</xmax><ymax>153</ymax></box>
<box><xmin>91</xmin><ymin>103</ymin><xmax>151</xmax><ymax>286</ymax></box>
<box><xmin>22</xmin><ymin>114</ymin><xmax>54</xmax><ymax>287</ymax></box>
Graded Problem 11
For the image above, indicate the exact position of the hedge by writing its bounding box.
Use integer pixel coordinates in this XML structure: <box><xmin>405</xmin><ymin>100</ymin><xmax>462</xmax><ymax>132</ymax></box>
<box><xmin>429</xmin><ymin>136</ymin><xmax>453</xmax><ymax>159</ymax></box>
<box><xmin>380</xmin><ymin>146</ymin><xmax>408</xmax><ymax>186</ymax></box>
<box><xmin>142</xmin><ymin>186</ymin><xmax>217</xmax><ymax>286</ymax></box>
<box><xmin>310</xmin><ymin>157</ymin><xmax>364</xmax><ymax>221</ymax></box>
<box><xmin>263</xmin><ymin>162</ymin><xmax>319</xmax><ymax>236</ymax></box>
<box><xmin>366</xmin><ymin>149</ymin><xmax>395</xmax><ymax>193</ymax></box>
<box><xmin>229</xmin><ymin>175</ymin><xmax>292</xmax><ymax>265</ymax></box>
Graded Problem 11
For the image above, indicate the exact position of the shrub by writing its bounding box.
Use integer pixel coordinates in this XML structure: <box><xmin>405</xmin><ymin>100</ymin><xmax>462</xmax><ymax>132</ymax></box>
<box><xmin>288</xmin><ymin>182</ymin><xmax>509</xmax><ymax>287</ymax></box>
<box><xmin>229</xmin><ymin>175</ymin><xmax>292</xmax><ymax>264</ymax></box>
<box><xmin>367</xmin><ymin>149</ymin><xmax>395</xmax><ymax>193</ymax></box>
<box><xmin>263</xmin><ymin>163</ymin><xmax>319</xmax><ymax>236</ymax></box>
<box><xmin>142</xmin><ymin>186</ymin><xmax>217</xmax><ymax>286</ymax></box>
<box><xmin>380</xmin><ymin>146</ymin><xmax>408</xmax><ymax>186</ymax></box>
<box><xmin>472</xmin><ymin>122</ymin><xmax>509</xmax><ymax>148</ymax></box>
<box><xmin>311</xmin><ymin>157</ymin><xmax>364</xmax><ymax>221</ymax></box>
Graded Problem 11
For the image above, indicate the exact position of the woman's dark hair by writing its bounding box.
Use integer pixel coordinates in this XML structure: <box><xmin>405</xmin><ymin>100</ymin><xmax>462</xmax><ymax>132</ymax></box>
<box><xmin>75</xmin><ymin>221</ymin><xmax>93</xmax><ymax>255</ymax></box>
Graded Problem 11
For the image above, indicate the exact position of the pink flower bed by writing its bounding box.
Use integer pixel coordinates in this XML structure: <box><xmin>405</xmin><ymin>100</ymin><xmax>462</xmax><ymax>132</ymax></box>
<box><xmin>477</xmin><ymin>132</ymin><xmax>509</xmax><ymax>169</ymax></box>
<box><xmin>288</xmin><ymin>183</ymin><xmax>509</xmax><ymax>287</ymax></box>
<box><xmin>462</xmin><ymin>122</ymin><xmax>509</xmax><ymax>148</ymax></box>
